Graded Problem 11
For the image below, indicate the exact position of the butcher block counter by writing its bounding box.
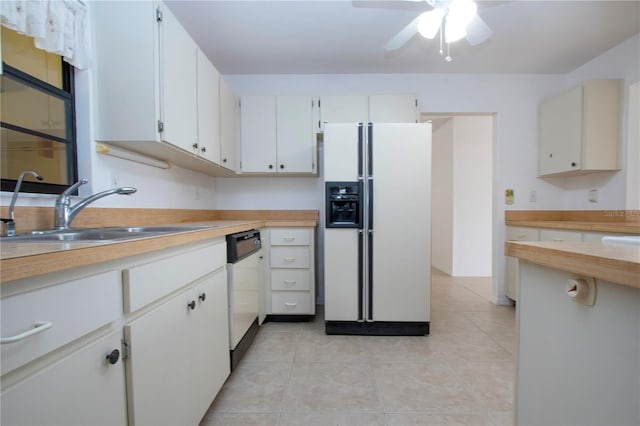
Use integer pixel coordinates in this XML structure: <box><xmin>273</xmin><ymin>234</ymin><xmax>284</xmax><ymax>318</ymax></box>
<box><xmin>505</xmin><ymin>209</ymin><xmax>640</xmax><ymax>234</ymax></box>
<box><xmin>0</xmin><ymin>208</ymin><xmax>318</xmax><ymax>283</ymax></box>
<box><xmin>505</xmin><ymin>240</ymin><xmax>640</xmax><ymax>289</ymax></box>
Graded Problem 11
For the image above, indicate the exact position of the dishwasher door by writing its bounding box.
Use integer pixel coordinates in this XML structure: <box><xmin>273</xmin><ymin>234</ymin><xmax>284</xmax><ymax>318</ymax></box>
<box><xmin>227</xmin><ymin>250</ymin><xmax>261</xmax><ymax>350</ymax></box>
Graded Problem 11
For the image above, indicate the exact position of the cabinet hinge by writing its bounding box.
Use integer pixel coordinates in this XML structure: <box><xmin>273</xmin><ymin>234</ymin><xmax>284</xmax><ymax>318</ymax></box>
<box><xmin>157</xmin><ymin>120</ymin><xmax>164</xmax><ymax>133</ymax></box>
<box><xmin>121</xmin><ymin>339</ymin><xmax>130</xmax><ymax>361</ymax></box>
<box><xmin>156</xmin><ymin>7</ymin><xmax>163</xmax><ymax>22</ymax></box>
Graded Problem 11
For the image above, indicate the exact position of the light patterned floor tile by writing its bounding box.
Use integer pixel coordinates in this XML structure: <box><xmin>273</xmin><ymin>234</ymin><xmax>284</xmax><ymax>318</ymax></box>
<box><xmin>279</xmin><ymin>411</ymin><xmax>386</xmax><ymax>426</ymax></box>
<box><xmin>386</xmin><ymin>412</ymin><xmax>493</xmax><ymax>426</ymax></box>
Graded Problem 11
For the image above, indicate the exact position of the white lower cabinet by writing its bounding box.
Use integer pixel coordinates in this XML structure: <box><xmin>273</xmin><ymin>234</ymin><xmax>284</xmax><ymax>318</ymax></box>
<box><xmin>505</xmin><ymin>226</ymin><xmax>540</xmax><ymax>302</ymax></box>
<box><xmin>1</xmin><ymin>330</ymin><xmax>127</xmax><ymax>426</ymax></box>
<box><xmin>1</xmin><ymin>238</ymin><xmax>231</xmax><ymax>426</ymax></box>
<box><xmin>124</xmin><ymin>269</ymin><xmax>228</xmax><ymax>426</ymax></box>
<box><xmin>265</xmin><ymin>228</ymin><xmax>315</xmax><ymax>316</ymax></box>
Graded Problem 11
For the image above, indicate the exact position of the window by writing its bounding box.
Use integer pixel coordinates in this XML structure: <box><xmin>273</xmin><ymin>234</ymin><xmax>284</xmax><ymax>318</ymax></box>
<box><xmin>0</xmin><ymin>27</ymin><xmax>77</xmax><ymax>195</ymax></box>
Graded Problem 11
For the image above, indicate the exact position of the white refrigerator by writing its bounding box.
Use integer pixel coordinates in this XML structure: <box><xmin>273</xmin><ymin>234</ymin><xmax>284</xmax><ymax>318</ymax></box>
<box><xmin>323</xmin><ymin>122</ymin><xmax>431</xmax><ymax>335</ymax></box>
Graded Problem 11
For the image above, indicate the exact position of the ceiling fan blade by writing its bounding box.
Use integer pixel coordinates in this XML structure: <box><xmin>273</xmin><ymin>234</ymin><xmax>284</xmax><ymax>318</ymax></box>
<box><xmin>464</xmin><ymin>14</ymin><xmax>492</xmax><ymax>45</ymax></box>
<box><xmin>384</xmin><ymin>12</ymin><xmax>425</xmax><ymax>50</ymax></box>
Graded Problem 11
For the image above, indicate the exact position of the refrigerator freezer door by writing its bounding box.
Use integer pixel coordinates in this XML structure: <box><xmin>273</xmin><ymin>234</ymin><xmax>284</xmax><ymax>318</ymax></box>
<box><xmin>323</xmin><ymin>123</ymin><xmax>362</xmax><ymax>182</ymax></box>
<box><xmin>370</xmin><ymin>123</ymin><xmax>431</xmax><ymax>322</ymax></box>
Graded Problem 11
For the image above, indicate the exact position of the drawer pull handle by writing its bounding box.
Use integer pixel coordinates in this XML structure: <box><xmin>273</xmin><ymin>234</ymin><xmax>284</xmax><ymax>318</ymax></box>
<box><xmin>284</xmin><ymin>302</ymin><xmax>297</xmax><ymax>308</ymax></box>
<box><xmin>516</xmin><ymin>234</ymin><xmax>526</xmax><ymax>239</ymax></box>
<box><xmin>283</xmin><ymin>257</ymin><xmax>296</xmax><ymax>263</ymax></box>
<box><xmin>1</xmin><ymin>321</ymin><xmax>53</xmax><ymax>344</ymax></box>
<box><xmin>552</xmin><ymin>238</ymin><xmax>563</xmax><ymax>242</ymax></box>
<box><xmin>284</xmin><ymin>280</ymin><xmax>297</xmax><ymax>286</ymax></box>
<box><xmin>283</xmin><ymin>237</ymin><xmax>296</xmax><ymax>242</ymax></box>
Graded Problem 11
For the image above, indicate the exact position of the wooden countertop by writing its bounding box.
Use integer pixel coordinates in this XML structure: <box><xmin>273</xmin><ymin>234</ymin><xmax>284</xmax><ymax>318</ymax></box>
<box><xmin>505</xmin><ymin>210</ymin><xmax>640</xmax><ymax>234</ymax></box>
<box><xmin>1</xmin><ymin>215</ymin><xmax>317</xmax><ymax>283</ymax></box>
<box><xmin>505</xmin><ymin>240</ymin><xmax>640</xmax><ymax>289</ymax></box>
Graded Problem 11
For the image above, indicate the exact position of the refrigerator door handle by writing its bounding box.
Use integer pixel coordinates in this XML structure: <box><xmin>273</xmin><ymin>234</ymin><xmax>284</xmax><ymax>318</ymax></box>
<box><xmin>358</xmin><ymin>229</ymin><xmax>365</xmax><ymax>322</ymax></box>
<box><xmin>357</xmin><ymin>123</ymin><xmax>364</xmax><ymax>180</ymax></box>
<box><xmin>367</xmin><ymin>228</ymin><xmax>374</xmax><ymax>322</ymax></box>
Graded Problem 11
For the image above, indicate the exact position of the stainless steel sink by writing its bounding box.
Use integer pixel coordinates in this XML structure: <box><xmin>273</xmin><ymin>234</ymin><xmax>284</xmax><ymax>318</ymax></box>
<box><xmin>4</xmin><ymin>225</ymin><xmax>216</xmax><ymax>243</ymax></box>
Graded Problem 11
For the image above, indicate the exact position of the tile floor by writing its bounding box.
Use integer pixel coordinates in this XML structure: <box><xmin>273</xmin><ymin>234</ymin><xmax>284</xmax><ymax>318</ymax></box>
<box><xmin>200</xmin><ymin>269</ymin><xmax>516</xmax><ymax>426</ymax></box>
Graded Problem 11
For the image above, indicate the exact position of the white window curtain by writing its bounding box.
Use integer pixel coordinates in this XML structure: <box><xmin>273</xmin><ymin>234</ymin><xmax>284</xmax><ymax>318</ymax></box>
<box><xmin>1</xmin><ymin>0</ymin><xmax>89</xmax><ymax>69</ymax></box>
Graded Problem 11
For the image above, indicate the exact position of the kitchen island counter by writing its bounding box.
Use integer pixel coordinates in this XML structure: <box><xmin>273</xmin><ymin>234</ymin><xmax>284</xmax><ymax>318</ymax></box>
<box><xmin>505</xmin><ymin>240</ymin><xmax>639</xmax><ymax>289</ymax></box>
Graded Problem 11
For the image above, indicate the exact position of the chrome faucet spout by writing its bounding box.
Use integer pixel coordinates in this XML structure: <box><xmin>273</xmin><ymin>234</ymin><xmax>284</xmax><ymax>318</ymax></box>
<box><xmin>53</xmin><ymin>180</ymin><xmax>137</xmax><ymax>230</ymax></box>
<box><xmin>2</xmin><ymin>170</ymin><xmax>43</xmax><ymax>237</ymax></box>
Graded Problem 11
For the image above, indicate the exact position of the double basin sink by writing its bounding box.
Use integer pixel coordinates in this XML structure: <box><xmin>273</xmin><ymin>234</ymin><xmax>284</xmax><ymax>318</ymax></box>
<box><xmin>4</xmin><ymin>225</ymin><xmax>216</xmax><ymax>243</ymax></box>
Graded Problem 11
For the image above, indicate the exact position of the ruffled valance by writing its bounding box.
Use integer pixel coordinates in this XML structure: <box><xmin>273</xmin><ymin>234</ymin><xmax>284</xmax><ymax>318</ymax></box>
<box><xmin>1</xmin><ymin>0</ymin><xmax>89</xmax><ymax>69</ymax></box>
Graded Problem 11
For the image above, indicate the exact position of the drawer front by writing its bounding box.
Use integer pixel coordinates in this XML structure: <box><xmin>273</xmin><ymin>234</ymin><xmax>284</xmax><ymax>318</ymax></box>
<box><xmin>270</xmin><ymin>247</ymin><xmax>310</xmax><ymax>269</ymax></box>
<box><xmin>1</xmin><ymin>270</ymin><xmax>121</xmax><ymax>375</ymax></box>
<box><xmin>270</xmin><ymin>228</ymin><xmax>310</xmax><ymax>246</ymax></box>
<box><xmin>507</xmin><ymin>226</ymin><xmax>540</xmax><ymax>241</ymax></box>
<box><xmin>271</xmin><ymin>269</ymin><xmax>311</xmax><ymax>291</ymax></box>
<box><xmin>539</xmin><ymin>229</ymin><xmax>582</xmax><ymax>242</ymax></box>
<box><xmin>123</xmin><ymin>240</ymin><xmax>226</xmax><ymax>313</ymax></box>
<box><xmin>271</xmin><ymin>292</ymin><xmax>312</xmax><ymax>314</ymax></box>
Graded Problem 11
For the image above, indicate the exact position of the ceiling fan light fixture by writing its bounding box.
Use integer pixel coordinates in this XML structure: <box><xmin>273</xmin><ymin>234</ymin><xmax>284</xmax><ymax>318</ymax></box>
<box><xmin>444</xmin><ymin>15</ymin><xmax>467</xmax><ymax>43</ymax></box>
<box><xmin>447</xmin><ymin>0</ymin><xmax>478</xmax><ymax>27</ymax></box>
<box><xmin>417</xmin><ymin>8</ymin><xmax>445</xmax><ymax>39</ymax></box>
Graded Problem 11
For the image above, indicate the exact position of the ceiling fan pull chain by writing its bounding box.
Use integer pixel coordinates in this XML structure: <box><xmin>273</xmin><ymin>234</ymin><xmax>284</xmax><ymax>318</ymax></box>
<box><xmin>439</xmin><ymin>26</ymin><xmax>444</xmax><ymax>56</ymax></box>
<box><xmin>445</xmin><ymin>42</ymin><xmax>453</xmax><ymax>62</ymax></box>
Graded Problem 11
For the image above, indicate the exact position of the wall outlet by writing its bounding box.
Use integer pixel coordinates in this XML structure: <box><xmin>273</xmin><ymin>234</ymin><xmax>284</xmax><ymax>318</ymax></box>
<box><xmin>529</xmin><ymin>189</ymin><xmax>537</xmax><ymax>203</ymax></box>
<box><xmin>107</xmin><ymin>171</ymin><xmax>119</xmax><ymax>188</ymax></box>
<box><xmin>588</xmin><ymin>189</ymin><xmax>598</xmax><ymax>203</ymax></box>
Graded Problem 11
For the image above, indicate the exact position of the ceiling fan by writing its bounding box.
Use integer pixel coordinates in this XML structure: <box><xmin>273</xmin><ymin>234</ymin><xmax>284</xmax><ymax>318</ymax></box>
<box><xmin>383</xmin><ymin>0</ymin><xmax>493</xmax><ymax>60</ymax></box>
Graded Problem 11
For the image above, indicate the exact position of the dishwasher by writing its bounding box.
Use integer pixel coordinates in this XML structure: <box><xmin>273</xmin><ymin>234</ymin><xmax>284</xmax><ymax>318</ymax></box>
<box><xmin>226</xmin><ymin>229</ymin><xmax>262</xmax><ymax>370</ymax></box>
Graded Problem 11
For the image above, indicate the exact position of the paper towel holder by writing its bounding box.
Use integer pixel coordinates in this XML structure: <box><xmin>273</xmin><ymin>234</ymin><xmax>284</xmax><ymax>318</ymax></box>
<box><xmin>566</xmin><ymin>277</ymin><xmax>596</xmax><ymax>306</ymax></box>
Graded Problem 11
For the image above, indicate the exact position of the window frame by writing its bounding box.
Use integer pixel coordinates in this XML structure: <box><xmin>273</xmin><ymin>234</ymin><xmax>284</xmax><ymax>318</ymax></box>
<box><xmin>1</xmin><ymin>59</ymin><xmax>78</xmax><ymax>195</ymax></box>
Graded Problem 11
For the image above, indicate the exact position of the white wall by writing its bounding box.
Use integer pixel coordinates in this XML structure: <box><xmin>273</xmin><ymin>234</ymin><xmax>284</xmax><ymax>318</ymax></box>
<box><xmin>431</xmin><ymin>119</ymin><xmax>454</xmax><ymax>275</ymax></box>
<box><xmin>430</xmin><ymin>116</ymin><xmax>493</xmax><ymax>277</ymax></box>
<box><xmin>451</xmin><ymin>116</ymin><xmax>493</xmax><ymax>276</ymax></box>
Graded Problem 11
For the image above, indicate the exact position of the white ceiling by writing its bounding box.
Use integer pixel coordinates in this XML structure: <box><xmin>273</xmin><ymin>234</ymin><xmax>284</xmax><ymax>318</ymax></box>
<box><xmin>165</xmin><ymin>0</ymin><xmax>640</xmax><ymax>75</ymax></box>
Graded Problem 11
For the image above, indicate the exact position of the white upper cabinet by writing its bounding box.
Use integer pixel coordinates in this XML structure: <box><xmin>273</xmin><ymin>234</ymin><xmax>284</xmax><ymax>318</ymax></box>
<box><xmin>369</xmin><ymin>94</ymin><xmax>418</xmax><ymax>123</ymax></box>
<box><xmin>538</xmin><ymin>79</ymin><xmax>622</xmax><ymax>177</ymax></box>
<box><xmin>93</xmin><ymin>1</ymin><xmax>233</xmax><ymax>177</ymax></box>
<box><xmin>196</xmin><ymin>49</ymin><xmax>221</xmax><ymax>164</ymax></box>
<box><xmin>219</xmin><ymin>77</ymin><xmax>239</xmax><ymax>172</ymax></box>
<box><xmin>319</xmin><ymin>95</ymin><xmax>418</xmax><ymax>130</ymax></box>
<box><xmin>160</xmin><ymin>7</ymin><xmax>198</xmax><ymax>153</ymax></box>
<box><xmin>240</xmin><ymin>96</ymin><xmax>278</xmax><ymax>173</ymax></box>
<box><xmin>240</xmin><ymin>95</ymin><xmax>317</xmax><ymax>174</ymax></box>
<box><xmin>320</xmin><ymin>95</ymin><xmax>369</xmax><ymax>126</ymax></box>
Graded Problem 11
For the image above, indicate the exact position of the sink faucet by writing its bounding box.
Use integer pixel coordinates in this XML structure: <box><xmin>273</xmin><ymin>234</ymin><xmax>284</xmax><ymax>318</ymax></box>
<box><xmin>1</xmin><ymin>170</ymin><xmax>44</xmax><ymax>237</ymax></box>
<box><xmin>53</xmin><ymin>179</ymin><xmax>137</xmax><ymax>230</ymax></box>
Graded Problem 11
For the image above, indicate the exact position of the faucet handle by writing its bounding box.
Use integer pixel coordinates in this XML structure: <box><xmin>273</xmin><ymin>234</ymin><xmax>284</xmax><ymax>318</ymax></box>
<box><xmin>59</xmin><ymin>179</ymin><xmax>88</xmax><ymax>199</ymax></box>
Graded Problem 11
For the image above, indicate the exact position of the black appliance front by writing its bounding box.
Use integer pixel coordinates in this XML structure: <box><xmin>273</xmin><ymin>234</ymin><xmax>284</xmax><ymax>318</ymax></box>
<box><xmin>325</xmin><ymin>181</ymin><xmax>362</xmax><ymax>228</ymax></box>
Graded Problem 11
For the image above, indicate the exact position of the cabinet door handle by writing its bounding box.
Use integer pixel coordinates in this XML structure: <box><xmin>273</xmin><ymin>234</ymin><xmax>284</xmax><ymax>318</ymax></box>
<box><xmin>1</xmin><ymin>321</ymin><xmax>53</xmax><ymax>344</ymax></box>
<box><xmin>223</xmin><ymin>158</ymin><xmax>228</xmax><ymax>163</ymax></box>
<box><xmin>187</xmin><ymin>300</ymin><xmax>196</xmax><ymax>310</ymax></box>
<box><xmin>106</xmin><ymin>349</ymin><xmax>120</xmax><ymax>365</ymax></box>
<box><xmin>283</xmin><ymin>257</ymin><xmax>296</xmax><ymax>263</ymax></box>
<box><xmin>280</xmin><ymin>164</ymin><xmax>285</xmax><ymax>170</ymax></box>
<box><xmin>199</xmin><ymin>293</ymin><xmax>206</xmax><ymax>302</ymax></box>
<box><xmin>268</xmin><ymin>164</ymin><xmax>274</xmax><ymax>169</ymax></box>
